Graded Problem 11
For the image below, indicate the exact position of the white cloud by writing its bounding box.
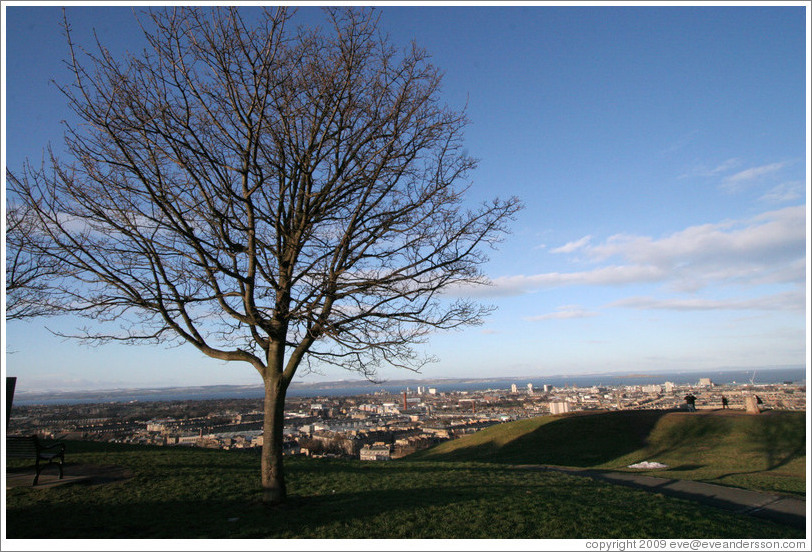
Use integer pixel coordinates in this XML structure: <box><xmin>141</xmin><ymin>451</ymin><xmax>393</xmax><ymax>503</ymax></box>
<box><xmin>585</xmin><ymin>205</ymin><xmax>805</xmax><ymax>290</ymax></box>
<box><xmin>524</xmin><ymin>305</ymin><xmax>600</xmax><ymax>321</ymax></box>
<box><xmin>550</xmin><ymin>235</ymin><xmax>591</xmax><ymax>254</ymax></box>
<box><xmin>721</xmin><ymin>162</ymin><xmax>788</xmax><ymax>192</ymax></box>
<box><xmin>679</xmin><ymin>158</ymin><xmax>741</xmax><ymax>179</ymax></box>
<box><xmin>480</xmin><ymin>265</ymin><xmax>666</xmax><ymax>297</ymax></box>
<box><xmin>680</xmin><ymin>159</ymin><xmax>795</xmax><ymax>194</ymax></box>
<box><xmin>724</xmin><ymin>162</ymin><xmax>787</xmax><ymax>183</ymax></box>
<box><xmin>607</xmin><ymin>289</ymin><xmax>805</xmax><ymax>312</ymax></box>
<box><xmin>462</xmin><ymin>204</ymin><xmax>805</xmax><ymax>300</ymax></box>
<box><xmin>711</xmin><ymin>158</ymin><xmax>744</xmax><ymax>175</ymax></box>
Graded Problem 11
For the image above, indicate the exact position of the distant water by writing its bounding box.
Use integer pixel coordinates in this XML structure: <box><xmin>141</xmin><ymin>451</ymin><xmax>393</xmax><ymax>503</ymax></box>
<box><xmin>11</xmin><ymin>366</ymin><xmax>806</xmax><ymax>406</ymax></box>
<box><xmin>289</xmin><ymin>367</ymin><xmax>807</xmax><ymax>398</ymax></box>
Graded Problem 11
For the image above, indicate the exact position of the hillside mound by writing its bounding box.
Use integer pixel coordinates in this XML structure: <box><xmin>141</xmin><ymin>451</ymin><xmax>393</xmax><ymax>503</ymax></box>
<box><xmin>410</xmin><ymin>409</ymin><xmax>806</xmax><ymax>496</ymax></box>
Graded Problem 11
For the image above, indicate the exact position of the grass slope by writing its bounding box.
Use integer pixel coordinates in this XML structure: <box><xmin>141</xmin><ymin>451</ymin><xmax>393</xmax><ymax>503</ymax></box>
<box><xmin>411</xmin><ymin>410</ymin><xmax>807</xmax><ymax>496</ymax></box>
<box><xmin>5</xmin><ymin>436</ymin><xmax>805</xmax><ymax>539</ymax></box>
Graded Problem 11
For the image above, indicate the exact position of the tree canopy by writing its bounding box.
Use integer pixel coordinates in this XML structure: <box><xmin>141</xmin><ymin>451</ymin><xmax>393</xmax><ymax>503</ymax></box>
<box><xmin>6</xmin><ymin>6</ymin><xmax>521</xmax><ymax>502</ymax></box>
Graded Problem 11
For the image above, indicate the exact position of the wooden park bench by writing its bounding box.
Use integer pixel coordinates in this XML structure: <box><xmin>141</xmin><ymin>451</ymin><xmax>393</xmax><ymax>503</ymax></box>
<box><xmin>6</xmin><ymin>435</ymin><xmax>66</xmax><ymax>485</ymax></box>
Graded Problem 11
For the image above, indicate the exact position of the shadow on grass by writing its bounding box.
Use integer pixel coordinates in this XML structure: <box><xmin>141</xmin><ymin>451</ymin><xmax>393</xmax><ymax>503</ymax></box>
<box><xmin>5</xmin><ymin>479</ymin><xmax>533</xmax><ymax>539</ymax></box>
<box><xmin>293</xmin><ymin>458</ymin><xmax>519</xmax><ymax>476</ymax></box>
<box><xmin>413</xmin><ymin>410</ymin><xmax>673</xmax><ymax>467</ymax></box>
<box><xmin>701</xmin><ymin>412</ymin><xmax>806</xmax><ymax>493</ymax></box>
<box><xmin>641</xmin><ymin>411</ymin><xmax>806</xmax><ymax>495</ymax></box>
<box><xmin>637</xmin><ymin>411</ymin><xmax>805</xmax><ymax>471</ymax></box>
<box><xmin>7</xmin><ymin>468</ymin><xmax>805</xmax><ymax>539</ymax></box>
<box><xmin>645</xmin><ymin>412</ymin><xmax>732</xmax><ymax>458</ymax></box>
<box><xmin>750</xmin><ymin>412</ymin><xmax>806</xmax><ymax>471</ymax></box>
<box><xmin>664</xmin><ymin>464</ymin><xmax>705</xmax><ymax>472</ymax></box>
<box><xmin>8</xmin><ymin>413</ymin><xmax>806</xmax><ymax>538</ymax></box>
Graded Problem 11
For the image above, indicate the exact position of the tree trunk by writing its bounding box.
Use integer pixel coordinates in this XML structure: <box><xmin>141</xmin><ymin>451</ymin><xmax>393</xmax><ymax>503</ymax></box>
<box><xmin>261</xmin><ymin>374</ymin><xmax>288</xmax><ymax>504</ymax></box>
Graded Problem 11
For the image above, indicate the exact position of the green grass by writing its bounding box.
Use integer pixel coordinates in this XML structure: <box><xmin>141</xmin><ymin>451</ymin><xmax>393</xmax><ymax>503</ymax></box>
<box><xmin>5</xmin><ymin>437</ymin><xmax>805</xmax><ymax>539</ymax></box>
<box><xmin>411</xmin><ymin>410</ymin><xmax>807</xmax><ymax>496</ymax></box>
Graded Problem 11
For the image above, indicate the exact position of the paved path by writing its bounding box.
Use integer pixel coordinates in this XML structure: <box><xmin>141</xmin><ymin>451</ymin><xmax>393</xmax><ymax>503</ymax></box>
<box><xmin>6</xmin><ymin>464</ymin><xmax>132</xmax><ymax>490</ymax></box>
<box><xmin>512</xmin><ymin>465</ymin><xmax>807</xmax><ymax>530</ymax></box>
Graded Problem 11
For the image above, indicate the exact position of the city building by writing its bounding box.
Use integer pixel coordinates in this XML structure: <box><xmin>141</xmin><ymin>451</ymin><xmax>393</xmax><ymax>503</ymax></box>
<box><xmin>7</xmin><ymin>377</ymin><xmax>806</xmax><ymax>460</ymax></box>
<box><xmin>549</xmin><ymin>402</ymin><xmax>570</xmax><ymax>415</ymax></box>
<box><xmin>359</xmin><ymin>442</ymin><xmax>392</xmax><ymax>461</ymax></box>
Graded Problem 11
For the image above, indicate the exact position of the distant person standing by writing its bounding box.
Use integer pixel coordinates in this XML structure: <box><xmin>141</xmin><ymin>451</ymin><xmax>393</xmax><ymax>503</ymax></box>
<box><xmin>721</xmin><ymin>396</ymin><xmax>729</xmax><ymax>409</ymax></box>
<box><xmin>684</xmin><ymin>393</ymin><xmax>697</xmax><ymax>412</ymax></box>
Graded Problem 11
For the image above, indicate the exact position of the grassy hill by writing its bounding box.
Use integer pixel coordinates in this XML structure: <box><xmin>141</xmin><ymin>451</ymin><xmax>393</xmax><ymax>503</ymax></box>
<box><xmin>411</xmin><ymin>409</ymin><xmax>807</xmax><ymax>496</ymax></box>
<box><xmin>5</xmin><ymin>410</ymin><xmax>806</xmax><ymax>539</ymax></box>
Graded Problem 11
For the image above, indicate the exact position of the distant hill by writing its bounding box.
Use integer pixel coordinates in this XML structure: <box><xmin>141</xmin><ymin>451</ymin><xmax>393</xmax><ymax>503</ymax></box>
<box><xmin>411</xmin><ymin>409</ymin><xmax>806</xmax><ymax>496</ymax></box>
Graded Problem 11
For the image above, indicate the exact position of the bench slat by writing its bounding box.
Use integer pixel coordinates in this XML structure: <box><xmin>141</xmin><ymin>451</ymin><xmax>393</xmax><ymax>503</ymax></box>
<box><xmin>6</xmin><ymin>436</ymin><xmax>40</xmax><ymax>457</ymax></box>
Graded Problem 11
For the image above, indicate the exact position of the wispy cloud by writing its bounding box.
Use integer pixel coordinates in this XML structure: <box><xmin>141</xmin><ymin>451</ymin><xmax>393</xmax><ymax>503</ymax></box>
<box><xmin>480</xmin><ymin>265</ymin><xmax>666</xmax><ymax>297</ymax></box>
<box><xmin>550</xmin><ymin>235</ymin><xmax>591</xmax><ymax>254</ymax></box>
<box><xmin>725</xmin><ymin>162</ymin><xmax>787</xmax><ymax>183</ymax></box>
<box><xmin>607</xmin><ymin>290</ymin><xmax>805</xmax><ymax>312</ymax></box>
<box><xmin>722</xmin><ymin>162</ymin><xmax>788</xmax><ymax>192</ymax></box>
<box><xmin>760</xmin><ymin>181</ymin><xmax>805</xmax><ymax>203</ymax></box>
<box><xmin>680</xmin><ymin>159</ymin><xmax>795</xmax><ymax>194</ymax></box>
<box><xmin>680</xmin><ymin>158</ymin><xmax>742</xmax><ymax>179</ymax></box>
<box><xmin>524</xmin><ymin>305</ymin><xmax>600</xmax><ymax>321</ymax></box>
<box><xmin>659</xmin><ymin>130</ymin><xmax>699</xmax><ymax>155</ymax></box>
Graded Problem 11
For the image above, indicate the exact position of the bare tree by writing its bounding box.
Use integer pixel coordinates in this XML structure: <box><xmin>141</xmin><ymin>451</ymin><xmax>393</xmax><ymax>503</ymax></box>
<box><xmin>5</xmin><ymin>198</ymin><xmax>70</xmax><ymax>320</ymax></box>
<box><xmin>7</xmin><ymin>6</ymin><xmax>521</xmax><ymax>503</ymax></box>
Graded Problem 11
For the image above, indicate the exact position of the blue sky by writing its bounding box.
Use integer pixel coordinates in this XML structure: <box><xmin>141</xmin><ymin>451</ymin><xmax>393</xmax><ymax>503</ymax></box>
<box><xmin>2</xmin><ymin>2</ymin><xmax>809</xmax><ymax>393</ymax></box>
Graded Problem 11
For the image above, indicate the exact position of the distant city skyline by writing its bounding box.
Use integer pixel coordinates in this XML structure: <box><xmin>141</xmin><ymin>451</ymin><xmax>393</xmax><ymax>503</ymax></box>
<box><xmin>11</xmin><ymin>357</ymin><xmax>803</xmax><ymax>403</ymax></box>
<box><xmin>3</xmin><ymin>2</ymin><xmax>809</xmax><ymax>393</ymax></box>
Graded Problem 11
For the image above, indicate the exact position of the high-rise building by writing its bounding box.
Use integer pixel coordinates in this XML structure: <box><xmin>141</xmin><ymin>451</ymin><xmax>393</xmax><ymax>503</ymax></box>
<box><xmin>511</xmin><ymin>383</ymin><xmax>518</xmax><ymax>393</ymax></box>
<box><xmin>527</xmin><ymin>383</ymin><xmax>534</xmax><ymax>394</ymax></box>
<box><xmin>549</xmin><ymin>401</ymin><xmax>569</xmax><ymax>415</ymax></box>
